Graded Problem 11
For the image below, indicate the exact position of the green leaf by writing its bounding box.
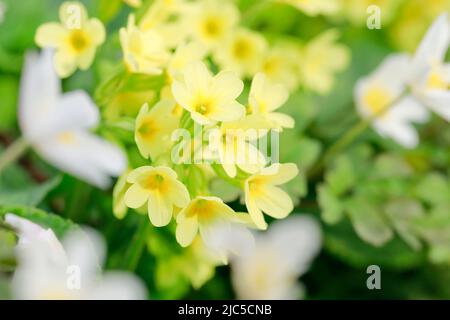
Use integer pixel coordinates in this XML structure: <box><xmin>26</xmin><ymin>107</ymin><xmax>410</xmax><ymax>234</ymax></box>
<box><xmin>415</xmin><ymin>173</ymin><xmax>450</xmax><ymax>206</ymax></box>
<box><xmin>324</xmin><ymin>219</ymin><xmax>425</xmax><ymax>270</ymax></box>
<box><xmin>326</xmin><ymin>155</ymin><xmax>356</xmax><ymax>195</ymax></box>
<box><xmin>384</xmin><ymin>199</ymin><xmax>425</xmax><ymax>251</ymax></box>
<box><xmin>0</xmin><ymin>205</ymin><xmax>77</xmax><ymax>239</ymax></box>
<box><xmin>345</xmin><ymin>197</ymin><xmax>393</xmax><ymax>247</ymax></box>
<box><xmin>318</xmin><ymin>184</ymin><xmax>344</xmax><ymax>225</ymax></box>
<box><xmin>0</xmin><ymin>175</ymin><xmax>62</xmax><ymax>207</ymax></box>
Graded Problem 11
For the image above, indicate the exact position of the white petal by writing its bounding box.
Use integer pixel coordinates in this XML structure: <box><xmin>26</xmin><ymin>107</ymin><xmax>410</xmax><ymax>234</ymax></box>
<box><xmin>267</xmin><ymin>215</ymin><xmax>322</xmax><ymax>276</ymax></box>
<box><xmin>63</xmin><ymin>228</ymin><xmax>105</xmax><ymax>282</ymax></box>
<box><xmin>374</xmin><ymin>120</ymin><xmax>420</xmax><ymax>148</ymax></box>
<box><xmin>422</xmin><ymin>90</ymin><xmax>450</xmax><ymax>122</ymax></box>
<box><xmin>88</xmin><ymin>272</ymin><xmax>147</xmax><ymax>300</ymax></box>
<box><xmin>48</xmin><ymin>90</ymin><xmax>99</xmax><ymax>133</ymax></box>
<box><xmin>19</xmin><ymin>50</ymin><xmax>61</xmax><ymax>138</ymax></box>
<box><xmin>389</xmin><ymin>95</ymin><xmax>429</xmax><ymax>123</ymax></box>
<box><xmin>410</xmin><ymin>13</ymin><xmax>450</xmax><ymax>82</ymax></box>
<box><xmin>34</xmin><ymin>131</ymin><xmax>127</xmax><ymax>189</ymax></box>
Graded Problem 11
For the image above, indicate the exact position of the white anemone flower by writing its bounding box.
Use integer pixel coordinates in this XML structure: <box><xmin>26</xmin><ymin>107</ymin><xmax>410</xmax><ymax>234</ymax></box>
<box><xmin>5</xmin><ymin>214</ymin><xmax>147</xmax><ymax>300</ymax></box>
<box><xmin>355</xmin><ymin>54</ymin><xmax>429</xmax><ymax>148</ymax></box>
<box><xmin>230</xmin><ymin>215</ymin><xmax>321</xmax><ymax>300</ymax></box>
<box><xmin>408</xmin><ymin>13</ymin><xmax>450</xmax><ymax>122</ymax></box>
<box><xmin>19</xmin><ymin>50</ymin><xmax>127</xmax><ymax>188</ymax></box>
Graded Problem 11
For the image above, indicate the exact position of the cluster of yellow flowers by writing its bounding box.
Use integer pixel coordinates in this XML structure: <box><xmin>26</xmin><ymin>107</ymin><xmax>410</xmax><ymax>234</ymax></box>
<box><xmin>29</xmin><ymin>0</ymin><xmax>353</xmax><ymax>278</ymax></box>
<box><xmin>111</xmin><ymin>3</ymin><xmax>302</xmax><ymax>262</ymax></box>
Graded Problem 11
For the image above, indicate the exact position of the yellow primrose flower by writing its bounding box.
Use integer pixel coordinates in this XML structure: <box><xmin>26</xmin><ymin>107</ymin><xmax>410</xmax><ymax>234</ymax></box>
<box><xmin>172</xmin><ymin>61</ymin><xmax>245</xmax><ymax>125</ymax></box>
<box><xmin>124</xmin><ymin>166</ymin><xmax>190</xmax><ymax>226</ymax></box>
<box><xmin>214</xmin><ymin>28</ymin><xmax>268</xmax><ymax>78</ymax></box>
<box><xmin>119</xmin><ymin>15</ymin><xmax>169</xmax><ymax>75</ymax></box>
<box><xmin>299</xmin><ymin>29</ymin><xmax>350</xmax><ymax>94</ymax></box>
<box><xmin>176</xmin><ymin>196</ymin><xmax>254</xmax><ymax>263</ymax></box>
<box><xmin>244</xmin><ymin>163</ymin><xmax>299</xmax><ymax>230</ymax></box>
<box><xmin>135</xmin><ymin>100</ymin><xmax>180</xmax><ymax>160</ymax></box>
<box><xmin>278</xmin><ymin>0</ymin><xmax>340</xmax><ymax>16</ymax></box>
<box><xmin>208</xmin><ymin>115</ymin><xmax>270</xmax><ymax>178</ymax></box>
<box><xmin>140</xmin><ymin>0</ymin><xmax>186</xmax><ymax>30</ymax></box>
<box><xmin>35</xmin><ymin>1</ymin><xmax>105</xmax><ymax>78</ymax></box>
<box><xmin>190</xmin><ymin>0</ymin><xmax>240</xmax><ymax>49</ymax></box>
<box><xmin>123</xmin><ymin>0</ymin><xmax>142</xmax><ymax>7</ymax></box>
<box><xmin>139</xmin><ymin>0</ymin><xmax>192</xmax><ymax>49</ymax></box>
<box><xmin>261</xmin><ymin>45</ymin><xmax>301</xmax><ymax>92</ymax></box>
<box><xmin>167</xmin><ymin>41</ymin><xmax>208</xmax><ymax>82</ymax></box>
<box><xmin>249</xmin><ymin>73</ymin><xmax>294</xmax><ymax>130</ymax></box>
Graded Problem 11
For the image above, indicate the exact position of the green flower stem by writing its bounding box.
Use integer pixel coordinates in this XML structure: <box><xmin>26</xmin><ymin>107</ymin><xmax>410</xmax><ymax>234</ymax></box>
<box><xmin>308</xmin><ymin>94</ymin><xmax>406</xmax><ymax>178</ymax></box>
<box><xmin>125</xmin><ymin>216</ymin><xmax>151</xmax><ymax>271</ymax></box>
<box><xmin>0</xmin><ymin>137</ymin><xmax>29</xmax><ymax>174</ymax></box>
<box><xmin>211</xmin><ymin>163</ymin><xmax>243</xmax><ymax>188</ymax></box>
<box><xmin>308</xmin><ymin>119</ymin><xmax>370</xmax><ymax>178</ymax></box>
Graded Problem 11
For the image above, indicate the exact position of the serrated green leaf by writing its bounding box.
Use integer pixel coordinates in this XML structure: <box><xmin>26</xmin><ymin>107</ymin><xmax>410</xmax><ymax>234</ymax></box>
<box><xmin>345</xmin><ymin>197</ymin><xmax>393</xmax><ymax>247</ymax></box>
<box><xmin>0</xmin><ymin>205</ymin><xmax>77</xmax><ymax>238</ymax></box>
<box><xmin>317</xmin><ymin>184</ymin><xmax>344</xmax><ymax>224</ymax></box>
<box><xmin>326</xmin><ymin>155</ymin><xmax>355</xmax><ymax>195</ymax></box>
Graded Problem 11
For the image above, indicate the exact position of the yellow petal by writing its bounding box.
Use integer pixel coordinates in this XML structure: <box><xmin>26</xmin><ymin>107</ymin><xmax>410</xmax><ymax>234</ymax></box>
<box><xmin>77</xmin><ymin>47</ymin><xmax>96</xmax><ymax>70</ymax></box>
<box><xmin>127</xmin><ymin>166</ymin><xmax>153</xmax><ymax>183</ymax></box>
<box><xmin>267</xmin><ymin>112</ymin><xmax>295</xmax><ymax>129</ymax></box>
<box><xmin>124</xmin><ymin>184</ymin><xmax>148</xmax><ymax>208</ymax></box>
<box><xmin>253</xmin><ymin>185</ymin><xmax>293</xmax><ymax>219</ymax></box>
<box><xmin>176</xmin><ymin>217</ymin><xmax>199</xmax><ymax>247</ymax></box>
<box><xmin>261</xmin><ymin>163</ymin><xmax>298</xmax><ymax>185</ymax></box>
<box><xmin>211</xmin><ymin>71</ymin><xmax>244</xmax><ymax>101</ymax></box>
<box><xmin>167</xmin><ymin>179</ymin><xmax>190</xmax><ymax>208</ymax></box>
<box><xmin>86</xmin><ymin>19</ymin><xmax>105</xmax><ymax>45</ymax></box>
<box><xmin>54</xmin><ymin>49</ymin><xmax>77</xmax><ymax>78</ymax></box>
<box><xmin>148</xmin><ymin>191</ymin><xmax>172</xmax><ymax>227</ymax></box>
<box><xmin>35</xmin><ymin>23</ymin><xmax>68</xmax><ymax>48</ymax></box>
<box><xmin>183</xmin><ymin>62</ymin><xmax>211</xmax><ymax>93</ymax></box>
<box><xmin>244</xmin><ymin>184</ymin><xmax>268</xmax><ymax>230</ymax></box>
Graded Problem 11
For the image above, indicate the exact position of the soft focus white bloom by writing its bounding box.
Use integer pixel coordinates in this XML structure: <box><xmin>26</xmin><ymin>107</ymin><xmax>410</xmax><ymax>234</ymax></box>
<box><xmin>230</xmin><ymin>215</ymin><xmax>321</xmax><ymax>299</ymax></box>
<box><xmin>5</xmin><ymin>214</ymin><xmax>147</xmax><ymax>300</ymax></box>
<box><xmin>408</xmin><ymin>13</ymin><xmax>450</xmax><ymax>121</ymax></box>
<box><xmin>355</xmin><ymin>54</ymin><xmax>428</xmax><ymax>148</ymax></box>
<box><xmin>19</xmin><ymin>50</ymin><xmax>127</xmax><ymax>188</ymax></box>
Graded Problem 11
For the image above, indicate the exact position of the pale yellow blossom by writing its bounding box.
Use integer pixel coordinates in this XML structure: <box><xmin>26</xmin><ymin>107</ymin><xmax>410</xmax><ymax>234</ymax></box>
<box><xmin>119</xmin><ymin>15</ymin><xmax>169</xmax><ymax>75</ymax></box>
<box><xmin>124</xmin><ymin>166</ymin><xmax>190</xmax><ymax>226</ymax></box>
<box><xmin>214</xmin><ymin>28</ymin><xmax>268</xmax><ymax>78</ymax></box>
<box><xmin>249</xmin><ymin>73</ymin><xmax>294</xmax><ymax>130</ymax></box>
<box><xmin>35</xmin><ymin>1</ymin><xmax>105</xmax><ymax>78</ymax></box>
<box><xmin>135</xmin><ymin>100</ymin><xmax>180</xmax><ymax>160</ymax></box>
<box><xmin>244</xmin><ymin>163</ymin><xmax>298</xmax><ymax>230</ymax></box>
<box><xmin>172</xmin><ymin>61</ymin><xmax>245</xmax><ymax>125</ymax></box>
